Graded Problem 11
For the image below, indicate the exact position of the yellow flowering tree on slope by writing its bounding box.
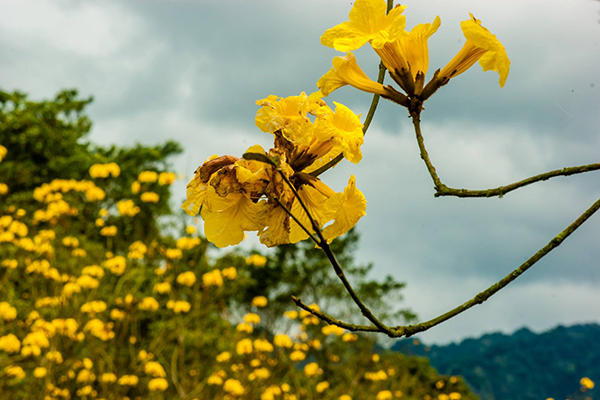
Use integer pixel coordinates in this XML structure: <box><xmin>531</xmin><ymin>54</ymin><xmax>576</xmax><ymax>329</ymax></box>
<box><xmin>183</xmin><ymin>0</ymin><xmax>600</xmax><ymax>339</ymax></box>
<box><xmin>0</xmin><ymin>88</ymin><xmax>476</xmax><ymax>399</ymax></box>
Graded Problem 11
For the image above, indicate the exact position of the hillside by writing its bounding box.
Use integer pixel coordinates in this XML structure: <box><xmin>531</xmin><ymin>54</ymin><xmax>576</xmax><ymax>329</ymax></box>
<box><xmin>391</xmin><ymin>323</ymin><xmax>600</xmax><ymax>400</ymax></box>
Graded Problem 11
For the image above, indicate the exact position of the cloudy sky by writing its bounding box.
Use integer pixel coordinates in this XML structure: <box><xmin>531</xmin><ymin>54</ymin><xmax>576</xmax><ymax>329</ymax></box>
<box><xmin>1</xmin><ymin>0</ymin><xmax>599</xmax><ymax>344</ymax></box>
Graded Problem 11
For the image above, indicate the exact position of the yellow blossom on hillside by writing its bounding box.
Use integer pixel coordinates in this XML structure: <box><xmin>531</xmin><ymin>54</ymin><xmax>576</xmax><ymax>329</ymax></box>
<box><xmin>1</xmin><ymin>259</ymin><xmax>18</xmax><ymax>269</ymax></box>
<box><xmin>185</xmin><ymin>225</ymin><xmax>197</xmax><ymax>234</ymax></box>
<box><xmin>118</xmin><ymin>375</ymin><xmax>139</xmax><ymax>386</ymax></box>
<box><xmin>253</xmin><ymin>339</ymin><xmax>274</xmax><ymax>352</ymax></box>
<box><xmin>128</xmin><ymin>241</ymin><xmax>148</xmax><ymax>259</ymax></box>
<box><xmin>322</xmin><ymin>325</ymin><xmax>345</xmax><ymax>336</ymax></box>
<box><xmin>145</xmin><ymin>361</ymin><xmax>167</xmax><ymax>378</ymax></box>
<box><xmin>0</xmin><ymin>302</ymin><xmax>17</xmax><ymax>321</ymax></box>
<box><xmin>76</xmin><ymin>275</ymin><xmax>100</xmax><ymax>289</ymax></box>
<box><xmin>46</xmin><ymin>350</ymin><xmax>64</xmax><ymax>364</ymax></box>
<box><xmin>316</xmin><ymin>381</ymin><xmax>330</xmax><ymax>393</ymax></box>
<box><xmin>138</xmin><ymin>171</ymin><xmax>158</xmax><ymax>183</ymax></box>
<box><xmin>170</xmin><ymin>300</ymin><xmax>191</xmax><ymax>314</ymax></box>
<box><xmin>176</xmin><ymin>237</ymin><xmax>201</xmax><ymax>250</ymax></box>
<box><xmin>4</xmin><ymin>365</ymin><xmax>25</xmax><ymax>380</ymax></box>
<box><xmin>216</xmin><ymin>351</ymin><xmax>231</xmax><ymax>362</ymax></box>
<box><xmin>81</xmin><ymin>301</ymin><xmax>107</xmax><ymax>315</ymax></box>
<box><xmin>117</xmin><ymin>199</ymin><xmax>141</xmax><ymax>217</ymax></box>
<box><xmin>148</xmin><ymin>378</ymin><xmax>169</xmax><ymax>391</ymax></box>
<box><xmin>83</xmin><ymin>319</ymin><xmax>115</xmax><ymax>341</ymax></box>
<box><xmin>100</xmin><ymin>373</ymin><xmax>117</xmax><ymax>383</ymax></box>
<box><xmin>100</xmin><ymin>225</ymin><xmax>117</xmax><ymax>237</ymax></box>
<box><xmin>104</xmin><ymin>256</ymin><xmax>126</xmax><ymax>275</ymax></box>
<box><xmin>236</xmin><ymin>338</ymin><xmax>253</xmax><ymax>355</ymax></box>
<box><xmin>177</xmin><ymin>271</ymin><xmax>197</xmax><ymax>287</ymax></box>
<box><xmin>153</xmin><ymin>282</ymin><xmax>172</xmax><ymax>294</ymax></box>
<box><xmin>0</xmin><ymin>145</ymin><xmax>6</xmax><ymax>161</ymax></box>
<box><xmin>0</xmin><ymin>334</ymin><xmax>21</xmax><ymax>354</ymax></box>
<box><xmin>304</xmin><ymin>362</ymin><xmax>321</xmax><ymax>376</ymax></box>
<box><xmin>376</xmin><ymin>391</ymin><xmax>392</xmax><ymax>400</ymax></box>
<box><xmin>139</xmin><ymin>297</ymin><xmax>160</xmax><ymax>311</ymax></box>
<box><xmin>236</xmin><ymin>323</ymin><xmax>253</xmax><ymax>334</ymax></box>
<box><xmin>202</xmin><ymin>269</ymin><xmax>223</xmax><ymax>287</ymax></box>
<box><xmin>252</xmin><ymin>296</ymin><xmax>268</xmax><ymax>308</ymax></box>
<box><xmin>244</xmin><ymin>313</ymin><xmax>261</xmax><ymax>325</ymax></box>
<box><xmin>62</xmin><ymin>236</ymin><xmax>79</xmax><ymax>247</ymax></box>
<box><xmin>222</xmin><ymin>267</ymin><xmax>237</xmax><ymax>280</ymax></box>
<box><xmin>110</xmin><ymin>309</ymin><xmax>126</xmax><ymax>321</ymax></box>
<box><xmin>0</xmin><ymin>183</ymin><xmax>8</xmax><ymax>195</ymax></box>
<box><xmin>224</xmin><ymin>379</ymin><xmax>245</xmax><ymax>396</ymax></box>
<box><xmin>89</xmin><ymin>163</ymin><xmax>120</xmax><ymax>178</ymax></box>
<box><xmin>274</xmin><ymin>334</ymin><xmax>293</xmax><ymax>348</ymax></box>
<box><xmin>165</xmin><ymin>248</ymin><xmax>182</xmax><ymax>259</ymax></box>
<box><xmin>581</xmin><ymin>377</ymin><xmax>595</xmax><ymax>389</ymax></box>
<box><xmin>33</xmin><ymin>367</ymin><xmax>47</xmax><ymax>378</ymax></box>
<box><xmin>246</xmin><ymin>254</ymin><xmax>267</xmax><ymax>267</ymax></box>
<box><xmin>158</xmin><ymin>172</ymin><xmax>176</xmax><ymax>185</ymax></box>
<box><xmin>141</xmin><ymin>191</ymin><xmax>160</xmax><ymax>203</ymax></box>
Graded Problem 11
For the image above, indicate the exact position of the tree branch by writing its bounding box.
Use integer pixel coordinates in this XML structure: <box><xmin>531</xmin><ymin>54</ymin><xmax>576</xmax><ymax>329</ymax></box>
<box><xmin>411</xmin><ymin>112</ymin><xmax>600</xmax><ymax>198</ymax></box>
<box><xmin>388</xmin><ymin>195</ymin><xmax>600</xmax><ymax>338</ymax></box>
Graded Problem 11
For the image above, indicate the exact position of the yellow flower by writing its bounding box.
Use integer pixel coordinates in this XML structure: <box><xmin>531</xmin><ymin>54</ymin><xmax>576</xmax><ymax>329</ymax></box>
<box><xmin>283</xmin><ymin>310</ymin><xmax>298</xmax><ymax>319</ymax></box>
<box><xmin>246</xmin><ymin>254</ymin><xmax>267</xmax><ymax>267</ymax></box>
<box><xmin>184</xmin><ymin>94</ymin><xmax>366</xmax><ymax>248</ymax></box>
<box><xmin>83</xmin><ymin>319</ymin><xmax>115</xmax><ymax>341</ymax></box>
<box><xmin>0</xmin><ymin>334</ymin><xmax>21</xmax><ymax>354</ymax></box>
<box><xmin>4</xmin><ymin>365</ymin><xmax>25</xmax><ymax>380</ymax></box>
<box><xmin>208</xmin><ymin>374</ymin><xmax>224</xmax><ymax>385</ymax></box>
<box><xmin>128</xmin><ymin>240</ymin><xmax>148</xmax><ymax>259</ymax></box>
<box><xmin>243</xmin><ymin>313</ymin><xmax>261</xmax><ymax>324</ymax></box>
<box><xmin>439</xmin><ymin>14</ymin><xmax>510</xmax><ymax>87</ymax></box>
<box><xmin>223</xmin><ymin>379</ymin><xmax>245</xmax><ymax>396</ymax></box>
<box><xmin>236</xmin><ymin>323</ymin><xmax>253</xmax><ymax>333</ymax></box>
<box><xmin>216</xmin><ymin>351</ymin><xmax>231</xmax><ymax>362</ymax></box>
<box><xmin>141</xmin><ymin>191</ymin><xmax>160</xmax><ymax>203</ymax></box>
<box><xmin>104</xmin><ymin>255</ymin><xmax>127</xmax><ymax>276</ymax></box>
<box><xmin>148</xmin><ymin>378</ymin><xmax>169</xmax><ymax>392</ymax></box>
<box><xmin>117</xmin><ymin>199</ymin><xmax>141</xmax><ymax>217</ymax></box>
<box><xmin>176</xmin><ymin>271</ymin><xmax>197</xmax><ymax>287</ymax></box>
<box><xmin>0</xmin><ymin>145</ymin><xmax>7</xmax><ymax>161</ymax></box>
<box><xmin>47</xmin><ymin>350</ymin><xmax>64</xmax><ymax>364</ymax></box>
<box><xmin>100</xmin><ymin>373</ymin><xmax>117</xmax><ymax>383</ymax></box>
<box><xmin>1</xmin><ymin>259</ymin><xmax>18</xmax><ymax>269</ymax></box>
<box><xmin>320</xmin><ymin>0</ymin><xmax>407</xmax><ymax>51</ymax></box>
<box><xmin>222</xmin><ymin>267</ymin><xmax>237</xmax><ymax>280</ymax></box>
<box><xmin>81</xmin><ymin>301</ymin><xmax>107</xmax><ymax>314</ymax></box>
<box><xmin>158</xmin><ymin>172</ymin><xmax>176</xmax><ymax>185</ymax></box>
<box><xmin>153</xmin><ymin>282</ymin><xmax>172</xmax><ymax>294</ymax></box>
<box><xmin>145</xmin><ymin>361</ymin><xmax>167</xmax><ymax>378</ymax></box>
<box><xmin>171</xmin><ymin>300</ymin><xmax>191</xmax><ymax>314</ymax></box>
<box><xmin>581</xmin><ymin>377</ymin><xmax>595</xmax><ymax>389</ymax></box>
<box><xmin>317</xmin><ymin>52</ymin><xmax>388</xmax><ymax>97</ymax></box>
<box><xmin>110</xmin><ymin>309</ymin><xmax>126</xmax><ymax>321</ymax></box>
<box><xmin>0</xmin><ymin>302</ymin><xmax>17</xmax><ymax>321</ymax></box>
<box><xmin>253</xmin><ymin>339</ymin><xmax>274</xmax><ymax>352</ymax></box>
<box><xmin>100</xmin><ymin>225</ymin><xmax>118</xmax><ymax>237</ymax></box>
<box><xmin>76</xmin><ymin>275</ymin><xmax>100</xmax><ymax>289</ymax></box>
<box><xmin>304</xmin><ymin>362</ymin><xmax>321</xmax><ymax>376</ymax></box>
<box><xmin>316</xmin><ymin>381</ymin><xmax>330</xmax><ymax>393</ymax></box>
<box><xmin>138</xmin><ymin>170</ymin><xmax>158</xmax><ymax>183</ymax></box>
<box><xmin>273</xmin><ymin>334</ymin><xmax>293</xmax><ymax>348</ymax></box>
<box><xmin>339</xmin><ymin>396</ymin><xmax>353</xmax><ymax>400</ymax></box>
<box><xmin>0</xmin><ymin>183</ymin><xmax>8</xmax><ymax>195</ymax></box>
<box><xmin>202</xmin><ymin>269</ymin><xmax>223</xmax><ymax>287</ymax></box>
<box><xmin>236</xmin><ymin>338</ymin><xmax>253</xmax><ymax>355</ymax></box>
<box><xmin>251</xmin><ymin>296</ymin><xmax>268</xmax><ymax>308</ymax></box>
<box><xmin>33</xmin><ymin>367</ymin><xmax>48</xmax><ymax>379</ymax></box>
<box><xmin>139</xmin><ymin>297</ymin><xmax>160</xmax><ymax>311</ymax></box>
<box><xmin>376</xmin><ymin>391</ymin><xmax>392</xmax><ymax>400</ymax></box>
<box><xmin>89</xmin><ymin>163</ymin><xmax>120</xmax><ymax>178</ymax></box>
<box><xmin>176</xmin><ymin>237</ymin><xmax>201</xmax><ymax>250</ymax></box>
<box><xmin>131</xmin><ymin>181</ymin><xmax>141</xmax><ymax>194</ymax></box>
<box><xmin>322</xmin><ymin>325</ymin><xmax>346</xmax><ymax>336</ymax></box>
<box><xmin>118</xmin><ymin>375</ymin><xmax>139</xmax><ymax>386</ymax></box>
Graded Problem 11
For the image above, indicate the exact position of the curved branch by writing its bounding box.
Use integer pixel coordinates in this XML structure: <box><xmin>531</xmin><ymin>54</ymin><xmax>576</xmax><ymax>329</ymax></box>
<box><xmin>411</xmin><ymin>112</ymin><xmax>600</xmax><ymax>197</ymax></box>
<box><xmin>291</xmin><ymin>296</ymin><xmax>379</xmax><ymax>333</ymax></box>
<box><xmin>389</xmin><ymin>195</ymin><xmax>600</xmax><ymax>337</ymax></box>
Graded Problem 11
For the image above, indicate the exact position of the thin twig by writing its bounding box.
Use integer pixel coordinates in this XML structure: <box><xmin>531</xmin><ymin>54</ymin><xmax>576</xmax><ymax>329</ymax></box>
<box><xmin>411</xmin><ymin>112</ymin><xmax>600</xmax><ymax>198</ymax></box>
<box><xmin>291</xmin><ymin>296</ymin><xmax>379</xmax><ymax>332</ymax></box>
<box><xmin>388</xmin><ymin>195</ymin><xmax>600</xmax><ymax>337</ymax></box>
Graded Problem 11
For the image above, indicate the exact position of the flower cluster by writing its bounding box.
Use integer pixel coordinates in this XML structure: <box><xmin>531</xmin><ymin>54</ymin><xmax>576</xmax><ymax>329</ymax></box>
<box><xmin>318</xmin><ymin>0</ymin><xmax>510</xmax><ymax>104</ymax></box>
<box><xmin>183</xmin><ymin>93</ymin><xmax>367</xmax><ymax>247</ymax></box>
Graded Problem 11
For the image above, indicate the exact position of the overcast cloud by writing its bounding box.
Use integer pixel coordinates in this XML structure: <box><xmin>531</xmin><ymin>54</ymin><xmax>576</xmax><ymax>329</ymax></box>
<box><xmin>1</xmin><ymin>0</ymin><xmax>599</xmax><ymax>344</ymax></box>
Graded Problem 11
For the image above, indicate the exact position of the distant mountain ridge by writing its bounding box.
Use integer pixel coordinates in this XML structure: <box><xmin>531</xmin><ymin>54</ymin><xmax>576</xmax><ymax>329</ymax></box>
<box><xmin>391</xmin><ymin>323</ymin><xmax>600</xmax><ymax>400</ymax></box>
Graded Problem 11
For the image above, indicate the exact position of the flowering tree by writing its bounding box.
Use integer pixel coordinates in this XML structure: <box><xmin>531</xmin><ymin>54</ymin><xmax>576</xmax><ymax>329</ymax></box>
<box><xmin>183</xmin><ymin>0</ymin><xmax>600</xmax><ymax>338</ymax></box>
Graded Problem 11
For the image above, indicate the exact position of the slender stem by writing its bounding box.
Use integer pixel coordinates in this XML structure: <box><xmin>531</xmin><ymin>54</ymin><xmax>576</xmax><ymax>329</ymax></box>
<box><xmin>411</xmin><ymin>113</ymin><xmax>600</xmax><ymax>198</ymax></box>
<box><xmin>389</xmin><ymin>195</ymin><xmax>600</xmax><ymax>337</ymax></box>
<box><xmin>274</xmin><ymin>167</ymin><xmax>391</xmax><ymax>332</ymax></box>
<box><xmin>291</xmin><ymin>296</ymin><xmax>380</xmax><ymax>332</ymax></box>
<box><xmin>319</xmin><ymin>241</ymin><xmax>392</xmax><ymax>334</ymax></box>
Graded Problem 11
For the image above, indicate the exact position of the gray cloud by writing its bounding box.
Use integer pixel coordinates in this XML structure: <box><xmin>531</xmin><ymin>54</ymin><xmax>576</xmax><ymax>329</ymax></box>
<box><xmin>1</xmin><ymin>0</ymin><xmax>599</xmax><ymax>343</ymax></box>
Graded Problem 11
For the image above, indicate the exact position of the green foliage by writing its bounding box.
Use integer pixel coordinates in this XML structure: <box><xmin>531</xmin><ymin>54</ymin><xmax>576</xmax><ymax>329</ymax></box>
<box><xmin>0</xmin><ymin>88</ymin><xmax>476</xmax><ymax>400</ymax></box>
